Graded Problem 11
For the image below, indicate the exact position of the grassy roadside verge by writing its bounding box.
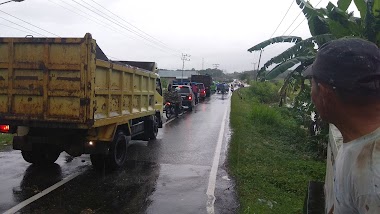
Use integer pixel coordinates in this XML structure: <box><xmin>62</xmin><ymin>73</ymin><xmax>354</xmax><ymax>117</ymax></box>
<box><xmin>228</xmin><ymin>85</ymin><xmax>325</xmax><ymax>213</ymax></box>
<box><xmin>0</xmin><ymin>133</ymin><xmax>13</xmax><ymax>151</ymax></box>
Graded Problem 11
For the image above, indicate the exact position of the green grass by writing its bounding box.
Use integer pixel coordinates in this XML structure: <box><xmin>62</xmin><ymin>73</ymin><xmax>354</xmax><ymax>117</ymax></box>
<box><xmin>229</xmin><ymin>87</ymin><xmax>325</xmax><ymax>213</ymax></box>
<box><xmin>0</xmin><ymin>133</ymin><xmax>13</xmax><ymax>150</ymax></box>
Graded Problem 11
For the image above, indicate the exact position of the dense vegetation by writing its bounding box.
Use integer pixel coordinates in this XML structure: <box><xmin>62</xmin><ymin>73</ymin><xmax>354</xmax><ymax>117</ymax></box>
<box><xmin>229</xmin><ymin>82</ymin><xmax>326</xmax><ymax>213</ymax></box>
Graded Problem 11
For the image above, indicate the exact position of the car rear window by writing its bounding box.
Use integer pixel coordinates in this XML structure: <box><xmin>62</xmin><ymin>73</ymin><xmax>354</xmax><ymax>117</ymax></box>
<box><xmin>173</xmin><ymin>86</ymin><xmax>190</xmax><ymax>93</ymax></box>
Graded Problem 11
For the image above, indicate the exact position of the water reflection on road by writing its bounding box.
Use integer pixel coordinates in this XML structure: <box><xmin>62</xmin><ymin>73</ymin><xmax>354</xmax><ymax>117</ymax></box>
<box><xmin>0</xmin><ymin>93</ymin><xmax>238</xmax><ymax>213</ymax></box>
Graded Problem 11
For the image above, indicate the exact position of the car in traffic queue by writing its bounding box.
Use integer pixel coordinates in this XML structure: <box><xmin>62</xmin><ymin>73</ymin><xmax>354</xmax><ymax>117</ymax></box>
<box><xmin>172</xmin><ymin>85</ymin><xmax>195</xmax><ymax>111</ymax></box>
<box><xmin>196</xmin><ymin>83</ymin><xmax>206</xmax><ymax>100</ymax></box>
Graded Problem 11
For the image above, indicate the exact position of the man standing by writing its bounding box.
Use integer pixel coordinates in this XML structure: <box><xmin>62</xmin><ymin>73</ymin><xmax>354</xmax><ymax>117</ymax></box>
<box><xmin>304</xmin><ymin>38</ymin><xmax>380</xmax><ymax>213</ymax></box>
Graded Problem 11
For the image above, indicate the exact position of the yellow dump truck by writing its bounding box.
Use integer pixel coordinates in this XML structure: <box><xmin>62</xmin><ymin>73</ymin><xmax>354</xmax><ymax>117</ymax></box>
<box><xmin>0</xmin><ymin>33</ymin><xmax>164</xmax><ymax>170</ymax></box>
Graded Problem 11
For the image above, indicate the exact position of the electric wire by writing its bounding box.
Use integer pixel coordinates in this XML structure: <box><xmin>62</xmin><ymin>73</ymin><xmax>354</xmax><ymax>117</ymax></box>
<box><xmin>287</xmin><ymin>0</ymin><xmax>324</xmax><ymax>35</ymax></box>
<box><xmin>282</xmin><ymin>10</ymin><xmax>303</xmax><ymax>35</ymax></box>
<box><xmin>0</xmin><ymin>16</ymin><xmax>47</xmax><ymax>37</ymax></box>
<box><xmin>270</xmin><ymin>0</ymin><xmax>295</xmax><ymax>38</ymax></box>
<box><xmin>87</xmin><ymin>0</ymin><xmax>179</xmax><ymax>53</ymax></box>
<box><xmin>48</xmin><ymin>0</ymin><xmax>179</xmax><ymax>56</ymax></box>
<box><xmin>71</xmin><ymin>0</ymin><xmax>177</xmax><ymax>54</ymax></box>
<box><xmin>0</xmin><ymin>9</ymin><xmax>60</xmax><ymax>37</ymax></box>
<box><xmin>0</xmin><ymin>22</ymin><xmax>33</xmax><ymax>35</ymax></box>
<box><xmin>50</xmin><ymin>0</ymin><xmax>139</xmax><ymax>39</ymax></box>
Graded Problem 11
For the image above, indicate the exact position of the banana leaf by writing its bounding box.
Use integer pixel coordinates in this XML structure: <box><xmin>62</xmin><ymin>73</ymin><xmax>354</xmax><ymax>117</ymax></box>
<box><xmin>354</xmin><ymin>0</ymin><xmax>367</xmax><ymax>18</ymax></box>
<box><xmin>338</xmin><ymin>0</ymin><xmax>352</xmax><ymax>11</ymax></box>
<box><xmin>296</xmin><ymin>0</ymin><xmax>330</xmax><ymax>36</ymax></box>
<box><xmin>261</xmin><ymin>34</ymin><xmax>334</xmax><ymax>71</ymax></box>
<box><xmin>279</xmin><ymin>64</ymin><xmax>308</xmax><ymax>106</ymax></box>
<box><xmin>265</xmin><ymin>56</ymin><xmax>314</xmax><ymax>80</ymax></box>
<box><xmin>247</xmin><ymin>36</ymin><xmax>302</xmax><ymax>52</ymax></box>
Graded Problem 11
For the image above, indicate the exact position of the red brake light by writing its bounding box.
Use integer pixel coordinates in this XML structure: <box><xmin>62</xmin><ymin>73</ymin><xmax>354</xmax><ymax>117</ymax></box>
<box><xmin>188</xmin><ymin>95</ymin><xmax>192</xmax><ymax>100</ymax></box>
<box><xmin>0</xmin><ymin>125</ymin><xmax>10</xmax><ymax>133</ymax></box>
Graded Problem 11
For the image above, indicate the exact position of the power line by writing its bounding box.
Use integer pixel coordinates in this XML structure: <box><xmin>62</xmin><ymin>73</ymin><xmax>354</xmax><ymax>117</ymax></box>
<box><xmin>71</xmin><ymin>0</ymin><xmax>178</xmax><ymax>54</ymax></box>
<box><xmin>48</xmin><ymin>0</ymin><xmax>178</xmax><ymax>56</ymax></box>
<box><xmin>0</xmin><ymin>9</ymin><xmax>60</xmax><ymax>37</ymax></box>
<box><xmin>88</xmin><ymin>0</ymin><xmax>179</xmax><ymax>53</ymax></box>
<box><xmin>0</xmin><ymin>22</ymin><xmax>32</xmax><ymax>35</ymax></box>
<box><xmin>287</xmin><ymin>0</ymin><xmax>324</xmax><ymax>35</ymax></box>
<box><xmin>0</xmin><ymin>16</ymin><xmax>47</xmax><ymax>37</ymax></box>
<box><xmin>270</xmin><ymin>0</ymin><xmax>295</xmax><ymax>38</ymax></box>
<box><xmin>282</xmin><ymin>10</ymin><xmax>303</xmax><ymax>35</ymax></box>
<box><xmin>50</xmin><ymin>0</ymin><xmax>139</xmax><ymax>39</ymax></box>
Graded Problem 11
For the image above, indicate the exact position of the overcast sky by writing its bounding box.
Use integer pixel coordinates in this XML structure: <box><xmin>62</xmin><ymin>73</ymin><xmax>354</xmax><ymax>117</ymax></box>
<box><xmin>0</xmin><ymin>0</ymin><xmax>358</xmax><ymax>72</ymax></box>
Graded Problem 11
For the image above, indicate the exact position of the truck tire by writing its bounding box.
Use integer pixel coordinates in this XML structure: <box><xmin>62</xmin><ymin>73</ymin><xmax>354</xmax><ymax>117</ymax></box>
<box><xmin>148</xmin><ymin>115</ymin><xmax>159</xmax><ymax>140</ymax></box>
<box><xmin>21</xmin><ymin>150</ymin><xmax>60</xmax><ymax>164</ymax></box>
<box><xmin>91</xmin><ymin>131</ymin><xmax>129</xmax><ymax>171</ymax></box>
<box><xmin>140</xmin><ymin>115</ymin><xmax>158</xmax><ymax>140</ymax></box>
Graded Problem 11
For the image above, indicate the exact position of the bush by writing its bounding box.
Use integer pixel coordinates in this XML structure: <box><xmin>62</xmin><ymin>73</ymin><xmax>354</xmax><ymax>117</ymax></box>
<box><xmin>251</xmin><ymin>104</ymin><xmax>283</xmax><ymax>126</ymax></box>
<box><xmin>249</xmin><ymin>81</ymin><xmax>281</xmax><ymax>104</ymax></box>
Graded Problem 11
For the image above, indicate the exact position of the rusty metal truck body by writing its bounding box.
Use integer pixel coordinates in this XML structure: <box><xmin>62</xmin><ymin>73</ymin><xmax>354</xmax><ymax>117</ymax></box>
<box><xmin>0</xmin><ymin>34</ymin><xmax>164</xmax><ymax>169</ymax></box>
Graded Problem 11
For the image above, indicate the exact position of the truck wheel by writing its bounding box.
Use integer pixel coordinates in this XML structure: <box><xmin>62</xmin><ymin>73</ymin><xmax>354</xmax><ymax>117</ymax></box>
<box><xmin>148</xmin><ymin>115</ymin><xmax>159</xmax><ymax>140</ymax></box>
<box><xmin>21</xmin><ymin>151</ymin><xmax>35</xmax><ymax>163</ymax></box>
<box><xmin>108</xmin><ymin>131</ymin><xmax>129</xmax><ymax>170</ymax></box>
<box><xmin>91</xmin><ymin>131</ymin><xmax>129</xmax><ymax>171</ymax></box>
<box><xmin>21</xmin><ymin>150</ymin><xmax>60</xmax><ymax>164</ymax></box>
<box><xmin>141</xmin><ymin>115</ymin><xmax>158</xmax><ymax>141</ymax></box>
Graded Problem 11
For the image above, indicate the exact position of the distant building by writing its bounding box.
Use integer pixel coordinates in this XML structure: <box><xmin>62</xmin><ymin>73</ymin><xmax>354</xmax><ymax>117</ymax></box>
<box><xmin>158</xmin><ymin>69</ymin><xmax>198</xmax><ymax>83</ymax></box>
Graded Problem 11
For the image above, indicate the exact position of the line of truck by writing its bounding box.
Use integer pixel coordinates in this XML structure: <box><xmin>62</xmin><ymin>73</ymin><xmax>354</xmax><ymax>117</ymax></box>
<box><xmin>0</xmin><ymin>33</ymin><xmax>164</xmax><ymax>170</ymax></box>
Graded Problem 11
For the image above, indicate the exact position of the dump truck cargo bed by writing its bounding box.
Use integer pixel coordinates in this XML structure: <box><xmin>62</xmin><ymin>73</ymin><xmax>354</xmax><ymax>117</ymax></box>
<box><xmin>0</xmin><ymin>34</ymin><xmax>159</xmax><ymax>129</ymax></box>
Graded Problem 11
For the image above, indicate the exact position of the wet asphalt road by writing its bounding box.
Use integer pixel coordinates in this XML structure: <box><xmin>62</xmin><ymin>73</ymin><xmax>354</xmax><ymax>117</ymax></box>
<box><xmin>0</xmin><ymin>92</ymin><xmax>238</xmax><ymax>214</ymax></box>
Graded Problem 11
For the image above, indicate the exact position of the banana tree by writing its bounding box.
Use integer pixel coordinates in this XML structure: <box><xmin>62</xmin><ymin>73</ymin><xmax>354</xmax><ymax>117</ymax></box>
<box><xmin>248</xmin><ymin>0</ymin><xmax>380</xmax><ymax>103</ymax></box>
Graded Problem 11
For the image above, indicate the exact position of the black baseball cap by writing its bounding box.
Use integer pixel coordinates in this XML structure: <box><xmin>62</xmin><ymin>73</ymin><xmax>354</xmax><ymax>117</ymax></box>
<box><xmin>303</xmin><ymin>38</ymin><xmax>380</xmax><ymax>96</ymax></box>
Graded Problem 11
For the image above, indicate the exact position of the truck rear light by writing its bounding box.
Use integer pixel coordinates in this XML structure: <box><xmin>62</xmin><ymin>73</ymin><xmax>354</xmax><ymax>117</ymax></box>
<box><xmin>188</xmin><ymin>95</ymin><xmax>192</xmax><ymax>100</ymax></box>
<box><xmin>0</xmin><ymin>125</ymin><xmax>10</xmax><ymax>133</ymax></box>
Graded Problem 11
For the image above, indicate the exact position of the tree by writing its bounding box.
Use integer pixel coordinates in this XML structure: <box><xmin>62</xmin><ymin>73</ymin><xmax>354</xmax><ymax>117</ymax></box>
<box><xmin>247</xmin><ymin>0</ymin><xmax>380</xmax><ymax>155</ymax></box>
<box><xmin>248</xmin><ymin>0</ymin><xmax>380</xmax><ymax>105</ymax></box>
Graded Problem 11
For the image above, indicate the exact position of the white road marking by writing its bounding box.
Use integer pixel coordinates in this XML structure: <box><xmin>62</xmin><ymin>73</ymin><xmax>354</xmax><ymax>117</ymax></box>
<box><xmin>163</xmin><ymin>117</ymin><xmax>176</xmax><ymax>126</ymax></box>
<box><xmin>206</xmin><ymin>104</ymin><xmax>229</xmax><ymax>214</ymax></box>
<box><xmin>3</xmin><ymin>170</ymin><xmax>83</xmax><ymax>214</ymax></box>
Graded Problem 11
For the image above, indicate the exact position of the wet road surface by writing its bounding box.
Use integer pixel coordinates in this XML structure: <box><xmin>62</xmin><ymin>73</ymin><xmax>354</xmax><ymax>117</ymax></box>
<box><xmin>0</xmin><ymin>92</ymin><xmax>238</xmax><ymax>214</ymax></box>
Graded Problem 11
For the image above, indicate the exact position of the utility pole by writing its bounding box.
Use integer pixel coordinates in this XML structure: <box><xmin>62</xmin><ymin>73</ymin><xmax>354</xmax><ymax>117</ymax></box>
<box><xmin>181</xmin><ymin>53</ymin><xmax>190</xmax><ymax>84</ymax></box>
<box><xmin>255</xmin><ymin>49</ymin><xmax>263</xmax><ymax>81</ymax></box>
<box><xmin>257</xmin><ymin>49</ymin><xmax>263</xmax><ymax>71</ymax></box>
<box><xmin>212</xmin><ymin>64</ymin><xmax>220</xmax><ymax>70</ymax></box>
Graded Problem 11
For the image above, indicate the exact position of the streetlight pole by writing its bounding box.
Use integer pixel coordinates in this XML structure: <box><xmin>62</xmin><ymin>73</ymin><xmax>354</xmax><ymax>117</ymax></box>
<box><xmin>0</xmin><ymin>0</ymin><xmax>24</xmax><ymax>5</ymax></box>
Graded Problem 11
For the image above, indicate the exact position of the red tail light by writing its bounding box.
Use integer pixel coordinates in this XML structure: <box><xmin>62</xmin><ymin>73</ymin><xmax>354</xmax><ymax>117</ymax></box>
<box><xmin>188</xmin><ymin>95</ymin><xmax>192</xmax><ymax>100</ymax></box>
<box><xmin>165</xmin><ymin>102</ymin><xmax>171</xmax><ymax>105</ymax></box>
<box><xmin>0</xmin><ymin>125</ymin><xmax>10</xmax><ymax>133</ymax></box>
